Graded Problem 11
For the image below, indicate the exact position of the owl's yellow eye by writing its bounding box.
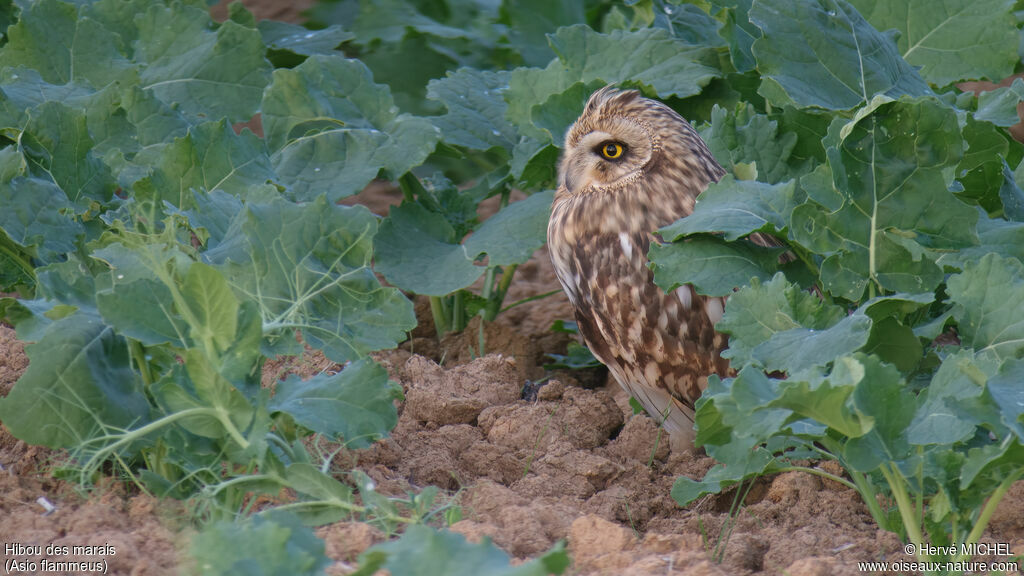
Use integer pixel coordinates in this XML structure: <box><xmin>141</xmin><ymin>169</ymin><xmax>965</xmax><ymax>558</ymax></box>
<box><xmin>599</xmin><ymin>142</ymin><xmax>625</xmax><ymax>160</ymax></box>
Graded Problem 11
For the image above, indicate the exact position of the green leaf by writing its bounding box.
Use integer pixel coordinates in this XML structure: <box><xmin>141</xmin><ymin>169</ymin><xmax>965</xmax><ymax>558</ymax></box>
<box><xmin>22</xmin><ymin>101</ymin><xmax>115</xmax><ymax>209</ymax></box>
<box><xmin>906</xmin><ymin>349</ymin><xmax>999</xmax><ymax>445</ymax></box>
<box><xmin>374</xmin><ymin>191</ymin><xmax>554</xmax><ymax>296</ymax></box>
<box><xmin>648</xmin><ymin>235</ymin><xmax>783</xmax><ymax>297</ymax></box>
<box><xmin>261</xmin><ymin>55</ymin><xmax>440</xmax><ymax>201</ymax></box>
<box><xmin>351</xmin><ymin>525</ymin><xmax>569</xmax><ymax>576</ymax></box>
<box><xmin>768</xmin><ymin>357</ymin><xmax>872</xmax><ymax>439</ymax></box>
<box><xmin>660</xmin><ymin>176</ymin><xmax>798</xmax><ymax>241</ymax></box>
<box><xmin>136</xmin><ymin>3</ymin><xmax>271</xmax><ymax>123</ymax></box>
<box><xmin>975</xmin><ymin>78</ymin><xmax>1024</xmax><ymax>128</ymax></box>
<box><xmin>700</xmin><ymin>104</ymin><xmax>802</xmax><ymax>184</ymax></box>
<box><xmin>426</xmin><ymin>68</ymin><xmax>518</xmax><ymax>152</ymax></box>
<box><xmin>0</xmin><ymin>312</ymin><xmax>149</xmax><ymax>448</ymax></box>
<box><xmin>503</xmin><ymin>0</ymin><xmax>586</xmax><ymax>67</ymax></box>
<box><xmin>711</xmin><ymin>0</ymin><xmax>759</xmax><ymax>72</ymax></box>
<box><xmin>544</xmin><ymin>341</ymin><xmax>602</xmax><ymax>370</ymax></box>
<box><xmin>657</xmin><ymin>3</ymin><xmax>726</xmax><ymax>48</ymax></box>
<box><xmin>749</xmin><ymin>0</ymin><xmax>929</xmax><ymax>110</ymax></box>
<box><xmin>269</xmin><ymin>358</ymin><xmax>399</xmax><ymax>449</ymax></box>
<box><xmin>258</xmin><ymin>21</ymin><xmax>353</xmax><ymax>56</ymax></box>
<box><xmin>842</xmin><ymin>355</ymin><xmax>914</xmax><ymax>470</ymax></box>
<box><xmin>948</xmin><ymin>253</ymin><xmax>1024</xmax><ymax>360</ymax></box>
<box><xmin>954</xmin><ymin>116</ymin><xmax>1013</xmax><ymax>214</ymax></box>
<box><xmin>0</xmin><ymin>177</ymin><xmax>84</xmax><ymax>262</ymax></box>
<box><xmin>714</xmin><ymin>274</ymin><xmax>851</xmax><ymax>370</ymax></box>
<box><xmin>938</xmin><ymin>212</ymin><xmax>1024</xmax><ymax>269</ymax></box>
<box><xmin>182</xmin><ymin>262</ymin><xmax>240</xmax><ymax>355</ymax></box>
<box><xmin>791</xmin><ymin>97</ymin><xmax>975</xmax><ymax>299</ymax></box>
<box><xmin>986</xmin><ymin>357</ymin><xmax>1024</xmax><ymax>441</ymax></box>
<box><xmin>850</xmin><ymin>0</ymin><xmax>1018</xmax><ymax>86</ymax></box>
<box><xmin>752</xmin><ymin>312</ymin><xmax>873</xmax><ymax>373</ymax></box>
<box><xmin>505</xmin><ymin>25</ymin><xmax>720</xmax><ymax>141</ymax></box>
<box><xmin>672</xmin><ymin>449</ymin><xmax>775</xmax><ymax>505</ymax></box>
<box><xmin>191</xmin><ymin>512</ymin><xmax>330</xmax><ymax>576</ymax></box>
<box><xmin>0</xmin><ymin>0</ymin><xmax>136</xmax><ymax>88</ymax></box>
<box><xmin>129</xmin><ymin>120</ymin><xmax>275</xmax><ymax>209</ymax></box>
<box><xmin>209</xmin><ymin>197</ymin><xmax>416</xmax><ymax>363</ymax></box>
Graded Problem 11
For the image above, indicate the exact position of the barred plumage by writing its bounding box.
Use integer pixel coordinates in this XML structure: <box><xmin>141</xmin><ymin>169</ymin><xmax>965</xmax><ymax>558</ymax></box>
<box><xmin>547</xmin><ymin>87</ymin><xmax>732</xmax><ymax>450</ymax></box>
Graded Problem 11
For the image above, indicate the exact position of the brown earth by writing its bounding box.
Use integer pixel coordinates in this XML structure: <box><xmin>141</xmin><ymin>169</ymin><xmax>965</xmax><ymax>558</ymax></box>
<box><xmin>2</xmin><ymin>1</ymin><xmax>1024</xmax><ymax>575</ymax></box>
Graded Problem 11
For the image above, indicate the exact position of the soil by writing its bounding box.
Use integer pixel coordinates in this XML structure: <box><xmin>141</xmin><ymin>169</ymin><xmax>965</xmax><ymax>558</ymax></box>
<box><xmin>2</xmin><ymin>2</ymin><xmax>1024</xmax><ymax>576</ymax></box>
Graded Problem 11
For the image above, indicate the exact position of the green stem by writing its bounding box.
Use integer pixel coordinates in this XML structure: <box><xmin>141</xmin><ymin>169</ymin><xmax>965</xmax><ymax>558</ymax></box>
<box><xmin>0</xmin><ymin>240</ymin><xmax>36</xmax><ymax>287</ymax></box>
<box><xmin>398</xmin><ymin>173</ymin><xmax>423</xmax><ymax>203</ymax></box>
<box><xmin>880</xmin><ymin>463</ymin><xmax>926</xmax><ymax>562</ymax></box>
<box><xmin>776</xmin><ymin>465</ymin><xmax>858</xmax><ymax>492</ymax></box>
<box><xmin>128</xmin><ymin>339</ymin><xmax>155</xmax><ymax>388</ymax></box>
<box><xmin>429</xmin><ymin>296</ymin><xmax>449</xmax><ymax>338</ymax></box>
<box><xmin>499</xmin><ymin>289</ymin><xmax>563</xmax><ymax>314</ymax></box>
<box><xmin>485</xmin><ymin>264</ymin><xmax>518</xmax><ymax>321</ymax></box>
<box><xmin>961</xmin><ymin>468</ymin><xmax>1024</xmax><ymax>557</ymax></box>
<box><xmin>452</xmin><ymin>290</ymin><xmax>465</xmax><ymax>332</ymax></box>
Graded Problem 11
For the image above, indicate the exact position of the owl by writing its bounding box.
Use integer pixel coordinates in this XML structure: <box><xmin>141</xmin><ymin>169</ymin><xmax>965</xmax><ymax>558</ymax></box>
<box><xmin>547</xmin><ymin>86</ymin><xmax>734</xmax><ymax>451</ymax></box>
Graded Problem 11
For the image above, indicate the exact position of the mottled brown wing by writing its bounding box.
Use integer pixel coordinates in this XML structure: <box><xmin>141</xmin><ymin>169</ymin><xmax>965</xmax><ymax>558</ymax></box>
<box><xmin>560</xmin><ymin>226</ymin><xmax>730</xmax><ymax>439</ymax></box>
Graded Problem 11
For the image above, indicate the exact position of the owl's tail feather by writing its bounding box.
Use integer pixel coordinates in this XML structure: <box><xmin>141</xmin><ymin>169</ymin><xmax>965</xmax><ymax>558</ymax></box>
<box><xmin>627</xmin><ymin>382</ymin><xmax>699</xmax><ymax>453</ymax></box>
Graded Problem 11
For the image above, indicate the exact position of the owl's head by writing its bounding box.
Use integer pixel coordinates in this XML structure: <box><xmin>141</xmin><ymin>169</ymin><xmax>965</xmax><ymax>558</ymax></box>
<box><xmin>558</xmin><ymin>86</ymin><xmax>721</xmax><ymax>197</ymax></box>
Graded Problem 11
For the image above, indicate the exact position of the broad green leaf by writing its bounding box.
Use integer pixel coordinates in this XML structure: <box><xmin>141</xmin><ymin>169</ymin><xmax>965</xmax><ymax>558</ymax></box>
<box><xmin>269</xmin><ymin>358</ymin><xmax>398</xmax><ymax>449</ymax></box>
<box><xmin>842</xmin><ymin>355</ymin><xmax>914</xmax><ymax>470</ymax></box>
<box><xmin>974</xmin><ymin>78</ymin><xmax>1024</xmax><ymax>128</ymax></box>
<box><xmin>714</xmin><ymin>274</ymin><xmax>846</xmax><ymax>368</ymax></box>
<box><xmin>351</xmin><ymin>525</ymin><xmax>569</xmax><ymax>576</ymax></box>
<box><xmin>0</xmin><ymin>0</ymin><xmax>136</xmax><ymax>88</ymax></box>
<box><xmin>0</xmin><ymin>177</ymin><xmax>84</xmax><ymax>262</ymax></box>
<box><xmin>258</xmin><ymin>21</ymin><xmax>353</xmax><ymax>56</ymax></box>
<box><xmin>426</xmin><ymin>68</ymin><xmax>518</xmax><ymax>152</ymax></box>
<box><xmin>671</xmin><ymin>449</ymin><xmax>776</xmax><ymax>505</ymax></box>
<box><xmin>191</xmin><ymin>512</ymin><xmax>330</xmax><ymax>576</ymax></box>
<box><xmin>907</xmin><ymin>349</ymin><xmax>999</xmax><ymax>445</ymax></box>
<box><xmin>999</xmin><ymin>160</ymin><xmax>1024</xmax><ymax>222</ymax></box>
<box><xmin>209</xmin><ymin>197</ymin><xmax>416</xmax><ymax>363</ymax></box>
<box><xmin>0</xmin><ymin>312</ymin><xmax>149</xmax><ymax>447</ymax></box>
<box><xmin>937</xmin><ymin>212</ymin><xmax>1024</xmax><ymax>269</ymax></box>
<box><xmin>373</xmin><ymin>203</ymin><xmax>487</xmax><ymax>296</ymax></box>
<box><xmin>375</xmin><ymin>191</ymin><xmax>554</xmax><ymax>296</ymax></box>
<box><xmin>660</xmin><ymin>176</ymin><xmax>798</xmax><ymax>241</ymax></box>
<box><xmin>947</xmin><ymin>253</ymin><xmax>1024</xmax><ymax>360</ymax></box>
<box><xmin>752</xmin><ymin>312</ymin><xmax>873</xmax><ymax>373</ymax></box>
<box><xmin>860</xmin><ymin>316</ymin><xmax>922</xmax><ymax>373</ymax></box>
<box><xmin>182</xmin><ymin>262</ymin><xmax>240</xmax><ymax>356</ymax></box>
<box><xmin>710</xmin><ymin>0</ymin><xmax>759</xmax><ymax>72</ymax></box>
<box><xmin>505</xmin><ymin>25</ymin><xmax>720</xmax><ymax>141</ymax></box>
<box><xmin>648</xmin><ymin>235</ymin><xmax>783</xmax><ymax>297</ymax></box>
<box><xmin>529</xmin><ymin>80</ymin><xmax>605</xmax><ymax>146</ymax></box>
<box><xmin>503</xmin><ymin>0</ymin><xmax>586</xmax><ymax>67</ymax></box>
<box><xmin>791</xmin><ymin>97</ymin><xmax>975</xmax><ymax>299</ymax></box>
<box><xmin>22</xmin><ymin>101</ymin><xmax>115</xmax><ymax>209</ymax></box>
<box><xmin>954</xmin><ymin>116</ymin><xmax>1014</xmax><ymax>214</ymax></box>
<box><xmin>768</xmin><ymin>356</ymin><xmax>872</xmax><ymax>438</ymax></box>
<box><xmin>656</xmin><ymin>3</ymin><xmax>726</xmax><ymax>48</ymax></box>
<box><xmin>261</xmin><ymin>55</ymin><xmax>440</xmax><ymax>201</ymax></box>
<box><xmin>96</xmin><ymin>278</ymin><xmax>186</xmax><ymax>347</ymax></box>
<box><xmin>136</xmin><ymin>3</ymin><xmax>271</xmax><ymax>123</ymax></box>
<box><xmin>749</xmin><ymin>0</ymin><xmax>930</xmax><ymax>110</ymax></box>
<box><xmin>700</xmin><ymin>104</ymin><xmax>801</xmax><ymax>184</ymax></box>
<box><xmin>990</xmin><ymin>358</ymin><xmax>1024</xmax><ymax>437</ymax></box>
<box><xmin>850</xmin><ymin>0</ymin><xmax>1017</xmax><ymax>87</ymax></box>
<box><xmin>129</xmin><ymin>119</ymin><xmax>275</xmax><ymax>209</ymax></box>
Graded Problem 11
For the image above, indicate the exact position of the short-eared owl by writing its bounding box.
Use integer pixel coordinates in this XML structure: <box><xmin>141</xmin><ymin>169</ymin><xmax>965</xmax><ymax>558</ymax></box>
<box><xmin>547</xmin><ymin>87</ymin><xmax>734</xmax><ymax>450</ymax></box>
